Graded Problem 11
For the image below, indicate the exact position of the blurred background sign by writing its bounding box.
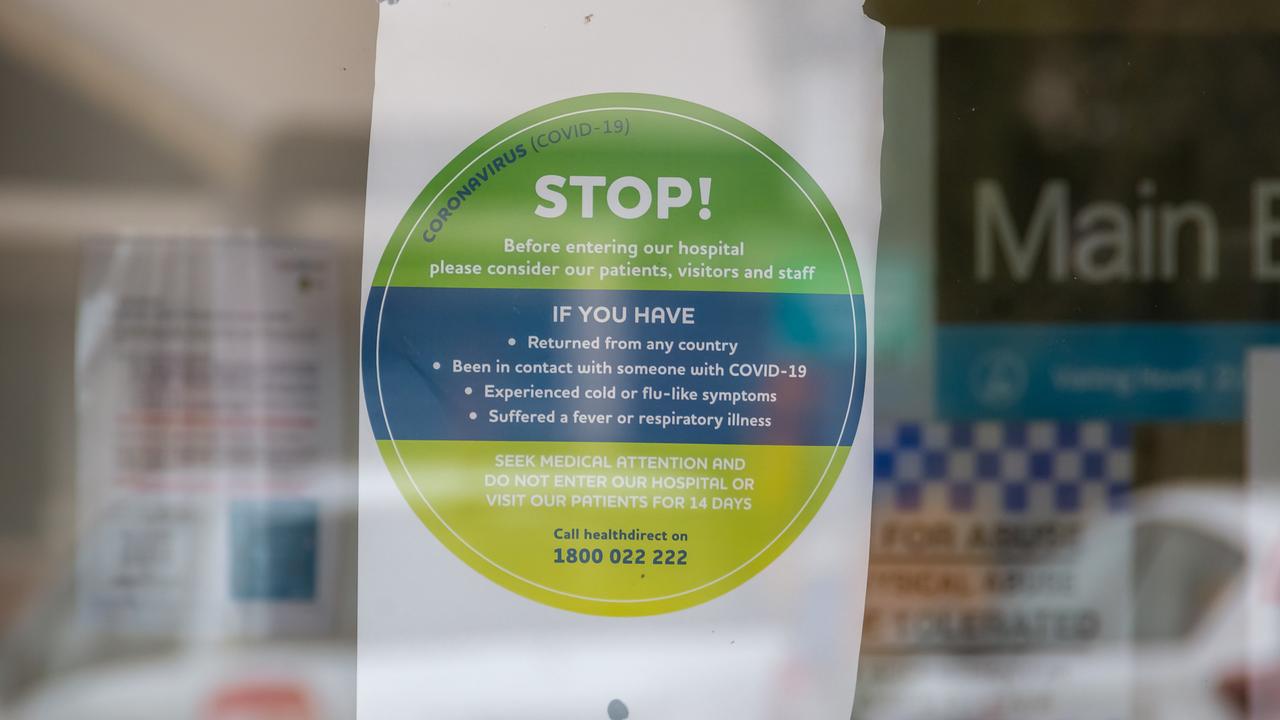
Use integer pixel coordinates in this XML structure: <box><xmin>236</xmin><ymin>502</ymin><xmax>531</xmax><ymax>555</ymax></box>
<box><xmin>868</xmin><ymin>5</ymin><xmax>1274</xmax><ymax>720</ymax></box>
<box><xmin>934</xmin><ymin>36</ymin><xmax>1280</xmax><ymax>422</ymax></box>
<box><xmin>75</xmin><ymin>236</ymin><xmax>345</xmax><ymax>638</ymax></box>
<box><xmin>855</xmin><ymin>421</ymin><xmax>1133</xmax><ymax>719</ymax></box>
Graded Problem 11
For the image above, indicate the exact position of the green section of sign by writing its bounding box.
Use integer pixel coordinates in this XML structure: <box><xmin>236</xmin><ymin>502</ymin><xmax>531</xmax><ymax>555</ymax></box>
<box><xmin>378</xmin><ymin>439</ymin><xmax>850</xmax><ymax>617</ymax></box>
<box><xmin>371</xmin><ymin>93</ymin><xmax>861</xmax><ymax>295</ymax></box>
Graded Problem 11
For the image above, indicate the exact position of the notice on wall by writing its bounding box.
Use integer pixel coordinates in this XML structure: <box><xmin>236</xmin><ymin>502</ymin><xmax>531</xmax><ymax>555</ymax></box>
<box><xmin>76</xmin><ymin>236</ymin><xmax>345</xmax><ymax>637</ymax></box>
<box><xmin>854</xmin><ymin>420</ymin><xmax>1133</xmax><ymax>720</ymax></box>
<box><xmin>360</xmin><ymin>2</ymin><xmax>884</xmax><ymax>718</ymax></box>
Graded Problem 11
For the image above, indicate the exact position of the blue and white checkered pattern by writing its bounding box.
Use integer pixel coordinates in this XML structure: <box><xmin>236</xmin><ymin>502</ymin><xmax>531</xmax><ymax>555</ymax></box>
<box><xmin>873</xmin><ymin>421</ymin><xmax>1132</xmax><ymax>515</ymax></box>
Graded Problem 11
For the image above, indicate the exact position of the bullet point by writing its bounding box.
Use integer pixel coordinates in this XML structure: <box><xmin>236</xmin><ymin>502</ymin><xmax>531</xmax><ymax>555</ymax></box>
<box><xmin>464</xmin><ymin>386</ymin><xmax>473</xmax><ymax>395</ymax></box>
<box><xmin>507</xmin><ymin>337</ymin><xmax>516</xmax><ymax>346</ymax></box>
<box><xmin>432</xmin><ymin>361</ymin><xmax>441</xmax><ymax>370</ymax></box>
<box><xmin>468</xmin><ymin>411</ymin><xmax>478</xmax><ymax>420</ymax></box>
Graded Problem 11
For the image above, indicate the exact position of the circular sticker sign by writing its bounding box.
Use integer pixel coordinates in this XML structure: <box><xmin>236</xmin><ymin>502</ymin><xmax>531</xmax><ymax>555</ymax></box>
<box><xmin>363</xmin><ymin>93</ymin><xmax>866</xmax><ymax>616</ymax></box>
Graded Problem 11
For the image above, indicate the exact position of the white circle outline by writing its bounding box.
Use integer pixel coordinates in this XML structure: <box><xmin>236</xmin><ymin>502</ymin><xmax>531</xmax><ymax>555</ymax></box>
<box><xmin>373</xmin><ymin>101</ymin><xmax>862</xmax><ymax>607</ymax></box>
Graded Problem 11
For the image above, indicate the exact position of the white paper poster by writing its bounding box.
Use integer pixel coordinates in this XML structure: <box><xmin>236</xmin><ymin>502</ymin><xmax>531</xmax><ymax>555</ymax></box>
<box><xmin>360</xmin><ymin>3</ymin><xmax>884</xmax><ymax>718</ymax></box>
<box><xmin>76</xmin><ymin>236</ymin><xmax>345</xmax><ymax>639</ymax></box>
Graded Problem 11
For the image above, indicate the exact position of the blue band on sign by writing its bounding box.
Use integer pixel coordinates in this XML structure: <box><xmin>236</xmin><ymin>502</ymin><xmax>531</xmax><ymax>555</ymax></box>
<box><xmin>364</xmin><ymin>287</ymin><xmax>866</xmax><ymax>446</ymax></box>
